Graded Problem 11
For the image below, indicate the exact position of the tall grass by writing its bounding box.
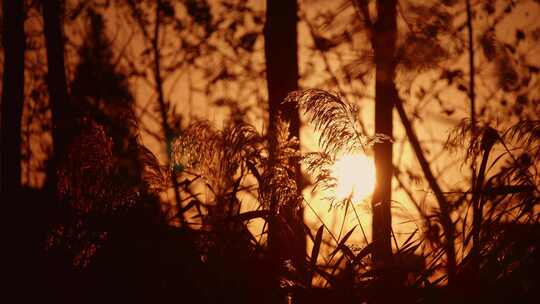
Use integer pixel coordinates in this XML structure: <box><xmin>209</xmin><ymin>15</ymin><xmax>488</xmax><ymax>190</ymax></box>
<box><xmin>42</xmin><ymin>89</ymin><xmax>539</xmax><ymax>303</ymax></box>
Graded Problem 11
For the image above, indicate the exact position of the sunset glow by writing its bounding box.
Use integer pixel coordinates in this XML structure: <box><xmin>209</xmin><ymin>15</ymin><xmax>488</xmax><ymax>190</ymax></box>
<box><xmin>331</xmin><ymin>153</ymin><xmax>376</xmax><ymax>202</ymax></box>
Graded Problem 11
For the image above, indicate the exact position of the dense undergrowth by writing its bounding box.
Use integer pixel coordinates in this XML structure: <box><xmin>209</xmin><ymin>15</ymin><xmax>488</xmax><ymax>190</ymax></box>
<box><xmin>19</xmin><ymin>90</ymin><xmax>539</xmax><ymax>304</ymax></box>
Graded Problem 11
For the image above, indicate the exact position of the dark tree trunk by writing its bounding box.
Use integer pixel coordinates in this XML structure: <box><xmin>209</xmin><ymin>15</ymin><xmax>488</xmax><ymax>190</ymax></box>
<box><xmin>264</xmin><ymin>0</ymin><xmax>306</xmax><ymax>280</ymax></box>
<box><xmin>371</xmin><ymin>0</ymin><xmax>397</xmax><ymax>264</ymax></box>
<box><xmin>43</xmin><ymin>0</ymin><xmax>69</xmax><ymax>151</ymax></box>
<box><xmin>265</xmin><ymin>2</ymin><xmax>300</xmax><ymax>140</ymax></box>
<box><xmin>1</xmin><ymin>0</ymin><xmax>26</xmax><ymax>194</ymax></box>
<box><xmin>356</xmin><ymin>0</ymin><xmax>457</xmax><ymax>285</ymax></box>
<box><xmin>43</xmin><ymin>0</ymin><xmax>70</xmax><ymax>192</ymax></box>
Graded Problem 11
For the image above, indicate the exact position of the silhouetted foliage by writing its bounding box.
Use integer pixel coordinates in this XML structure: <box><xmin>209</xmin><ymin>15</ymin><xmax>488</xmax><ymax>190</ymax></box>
<box><xmin>5</xmin><ymin>1</ymin><xmax>540</xmax><ymax>303</ymax></box>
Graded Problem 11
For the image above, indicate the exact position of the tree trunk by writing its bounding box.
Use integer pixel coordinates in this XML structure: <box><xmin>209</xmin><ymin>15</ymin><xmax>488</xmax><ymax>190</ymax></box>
<box><xmin>43</xmin><ymin>0</ymin><xmax>70</xmax><ymax>191</ymax></box>
<box><xmin>371</xmin><ymin>0</ymin><xmax>397</xmax><ymax>265</ymax></box>
<box><xmin>264</xmin><ymin>0</ymin><xmax>306</xmax><ymax>280</ymax></box>
<box><xmin>1</xmin><ymin>0</ymin><xmax>26</xmax><ymax>194</ymax></box>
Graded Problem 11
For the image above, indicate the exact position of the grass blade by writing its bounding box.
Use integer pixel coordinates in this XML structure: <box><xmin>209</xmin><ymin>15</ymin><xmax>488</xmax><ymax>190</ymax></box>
<box><xmin>308</xmin><ymin>225</ymin><xmax>324</xmax><ymax>287</ymax></box>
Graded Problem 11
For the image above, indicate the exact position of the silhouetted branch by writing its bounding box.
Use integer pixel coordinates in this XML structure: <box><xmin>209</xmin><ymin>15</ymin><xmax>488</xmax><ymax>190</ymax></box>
<box><xmin>394</xmin><ymin>95</ymin><xmax>457</xmax><ymax>283</ymax></box>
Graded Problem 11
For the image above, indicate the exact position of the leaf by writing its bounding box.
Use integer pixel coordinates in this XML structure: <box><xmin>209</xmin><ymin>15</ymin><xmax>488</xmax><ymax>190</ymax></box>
<box><xmin>141</xmin><ymin>47</ymin><xmax>151</xmax><ymax>57</ymax></box>
<box><xmin>457</xmin><ymin>84</ymin><xmax>468</xmax><ymax>92</ymax></box>
<box><xmin>516</xmin><ymin>29</ymin><xmax>525</xmax><ymax>41</ymax></box>
<box><xmin>178</xmin><ymin>199</ymin><xmax>198</xmax><ymax>215</ymax></box>
<box><xmin>303</xmin><ymin>222</ymin><xmax>315</xmax><ymax>243</ymax></box>
<box><xmin>352</xmin><ymin>242</ymin><xmax>374</xmax><ymax>266</ymax></box>
<box><xmin>313</xmin><ymin>35</ymin><xmax>338</xmax><ymax>52</ymax></box>
<box><xmin>397</xmin><ymin>229</ymin><xmax>418</xmax><ymax>253</ymax></box>
<box><xmin>159</xmin><ymin>0</ymin><xmax>175</xmax><ymax>18</ymax></box>
<box><xmin>233</xmin><ymin>210</ymin><xmax>270</xmax><ymax>221</ymax></box>
<box><xmin>485</xmin><ymin>185</ymin><xmax>535</xmax><ymax>196</ymax></box>
<box><xmin>240</xmin><ymin>32</ymin><xmax>258</xmax><ymax>51</ymax></box>
<box><xmin>314</xmin><ymin>268</ymin><xmax>338</xmax><ymax>288</ymax></box>
<box><xmin>308</xmin><ymin>225</ymin><xmax>324</xmax><ymax>287</ymax></box>
<box><xmin>329</xmin><ymin>226</ymin><xmax>356</xmax><ymax>259</ymax></box>
<box><xmin>480</xmin><ymin>30</ymin><xmax>497</xmax><ymax>60</ymax></box>
<box><xmin>401</xmin><ymin>243</ymin><xmax>421</xmax><ymax>256</ymax></box>
<box><xmin>527</xmin><ymin>65</ymin><xmax>540</xmax><ymax>74</ymax></box>
<box><xmin>68</xmin><ymin>2</ymin><xmax>87</xmax><ymax>21</ymax></box>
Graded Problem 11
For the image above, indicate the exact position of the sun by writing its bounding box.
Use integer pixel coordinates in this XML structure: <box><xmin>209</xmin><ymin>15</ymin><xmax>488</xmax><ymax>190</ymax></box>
<box><xmin>331</xmin><ymin>153</ymin><xmax>376</xmax><ymax>202</ymax></box>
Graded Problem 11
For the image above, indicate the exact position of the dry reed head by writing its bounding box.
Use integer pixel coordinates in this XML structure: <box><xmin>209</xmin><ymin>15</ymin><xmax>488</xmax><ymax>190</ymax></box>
<box><xmin>171</xmin><ymin>120</ymin><xmax>262</xmax><ymax>197</ymax></box>
<box><xmin>285</xmin><ymin>89</ymin><xmax>390</xmax><ymax>206</ymax></box>
<box><xmin>285</xmin><ymin>89</ymin><xmax>391</xmax><ymax>155</ymax></box>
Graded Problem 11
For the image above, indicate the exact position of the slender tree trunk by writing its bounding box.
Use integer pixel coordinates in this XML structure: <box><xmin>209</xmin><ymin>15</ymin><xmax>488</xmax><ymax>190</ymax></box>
<box><xmin>1</xmin><ymin>0</ymin><xmax>26</xmax><ymax>194</ymax></box>
<box><xmin>466</xmin><ymin>0</ymin><xmax>481</xmax><ymax>275</ymax></box>
<box><xmin>371</xmin><ymin>0</ymin><xmax>397</xmax><ymax>265</ymax></box>
<box><xmin>43</xmin><ymin>0</ymin><xmax>70</xmax><ymax>192</ymax></box>
<box><xmin>152</xmin><ymin>1</ymin><xmax>183</xmax><ymax>222</ymax></box>
<box><xmin>358</xmin><ymin>0</ymin><xmax>456</xmax><ymax>284</ymax></box>
<box><xmin>264</xmin><ymin>0</ymin><xmax>306</xmax><ymax>280</ymax></box>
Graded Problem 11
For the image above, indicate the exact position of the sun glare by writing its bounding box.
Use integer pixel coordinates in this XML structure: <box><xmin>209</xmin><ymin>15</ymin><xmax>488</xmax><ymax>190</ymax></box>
<box><xmin>331</xmin><ymin>153</ymin><xmax>376</xmax><ymax>202</ymax></box>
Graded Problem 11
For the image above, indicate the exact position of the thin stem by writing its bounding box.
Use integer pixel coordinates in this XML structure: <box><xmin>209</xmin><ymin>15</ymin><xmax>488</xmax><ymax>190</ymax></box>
<box><xmin>395</xmin><ymin>96</ymin><xmax>457</xmax><ymax>283</ymax></box>
<box><xmin>152</xmin><ymin>1</ymin><xmax>184</xmax><ymax>222</ymax></box>
<box><xmin>466</xmin><ymin>0</ymin><xmax>476</xmax><ymax>132</ymax></box>
<box><xmin>350</xmin><ymin>200</ymin><xmax>369</xmax><ymax>245</ymax></box>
